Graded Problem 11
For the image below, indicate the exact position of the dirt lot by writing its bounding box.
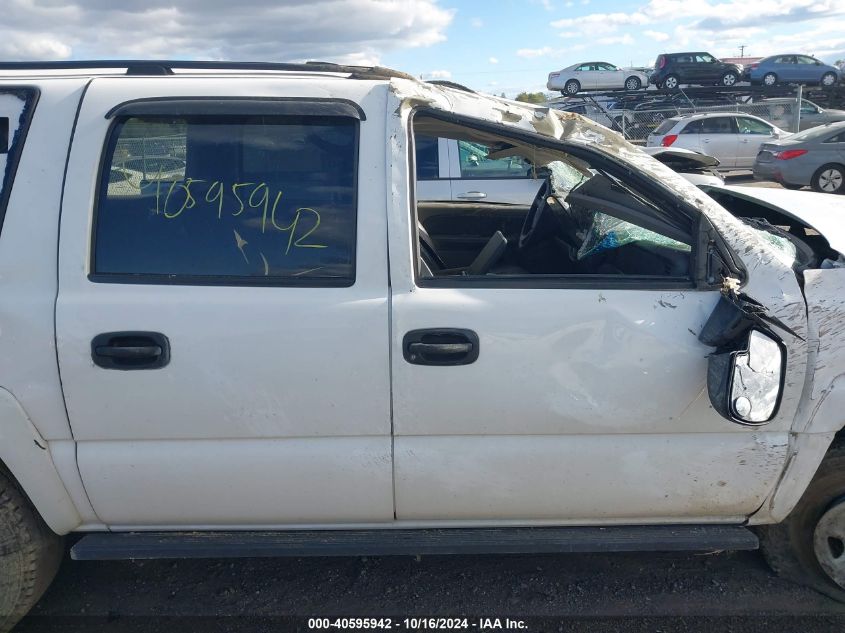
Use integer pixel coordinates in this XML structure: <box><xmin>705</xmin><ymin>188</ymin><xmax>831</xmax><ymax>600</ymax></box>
<box><xmin>16</xmin><ymin>545</ymin><xmax>845</xmax><ymax>632</ymax></box>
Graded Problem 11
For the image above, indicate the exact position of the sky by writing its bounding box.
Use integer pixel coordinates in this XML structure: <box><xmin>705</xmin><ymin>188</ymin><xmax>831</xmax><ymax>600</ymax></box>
<box><xmin>2</xmin><ymin>0</ymin><xmax>845</xmax><ymax>96</ymax></box>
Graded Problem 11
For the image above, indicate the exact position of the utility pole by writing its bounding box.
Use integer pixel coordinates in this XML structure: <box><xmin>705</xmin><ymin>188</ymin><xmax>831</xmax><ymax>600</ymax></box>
<box><xmin>739</xmin><ymin>45</ymin><xmax>746</xmax><ymax>58</ymax></box>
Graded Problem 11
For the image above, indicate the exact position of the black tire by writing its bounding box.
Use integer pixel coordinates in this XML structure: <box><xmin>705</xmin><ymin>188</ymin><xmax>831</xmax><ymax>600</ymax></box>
<box><xmin>720</xmin><ymin>71</ymin><xmax>739</xmax><ymax>87</ymax></box>
<box><xmin>781</xmin><ymin>182</ymin><xmax>804</xmax><ymax>190</ymax></box>
<box><xmin>763</xmin><ymin>72</ymin><xmax>778</xmax><ymax>87</ymax></box>
<box><xmin>564</xmin><ymin>79</ymin><xmax>580</xmax><ymax>95</ymax></box>
<box><xmin>0</xmin><ymin>469</ymin><xmax>63</xmax><ymax>631</ymax></box>
<box><xmin>822</xmin><ymin>72</ymin><xmax>837</xmax><ymax>88</ymax></box>
<box><xmin>811</xmin><ymin>163</ymin><xmax>845</xmax><ymax>194</ymax></box>
<box><xmin>661</xmin><ymin>75</ymin><xmax>679</xmax><ymax>90</ymax></box>
<box><xmin>759</xmin><ymin>445</ymin><xmax>845</xmax><ymax>602</ymax></box>
<box><xmin>624</xmin><ymin>76</ymin><xmax>641</xmax><ymax>91</ymax></box>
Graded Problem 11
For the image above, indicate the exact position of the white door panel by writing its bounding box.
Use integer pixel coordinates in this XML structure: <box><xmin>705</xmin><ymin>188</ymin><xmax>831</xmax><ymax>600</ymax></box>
<box><xmin>701</xmin><ymin>135</ymin><xmax>739</xmax><ymax>168</ymax></box>
<box><xmin>395</xmin><ymin>433</ymin><xmax>788</xmax><ymax>521</ymax></box>
<box><xmin>390</xmin><ymin>284</ymin><xmax>792</xmax><ymax>521</ymax></box>
<box><xmin>57</xmin><ymin>77</ymin><xmax>394</xmax><ymax>526</ymax></box>
<box><xmin>78</xmin><ymin>437</ymin><xmax>394</xmax><ymax>526</ymax></box>
<box><xmin>392</xmin><ymin>288</ymin><xmax>721</xmax><ymax>437</ymax></box>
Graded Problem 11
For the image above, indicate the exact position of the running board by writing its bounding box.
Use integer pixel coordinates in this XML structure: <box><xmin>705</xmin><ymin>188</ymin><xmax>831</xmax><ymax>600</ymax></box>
<box><xmin>70</xmin><ymin>525</ymin><xmax>758</xmax><ymax>561</ymax></box>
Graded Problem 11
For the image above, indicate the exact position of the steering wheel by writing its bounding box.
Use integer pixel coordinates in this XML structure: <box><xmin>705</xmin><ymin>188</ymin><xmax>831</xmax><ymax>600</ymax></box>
<box><xmin>518</xmin><ymin>178</ymin><xmax>558</xmax><ymax>251</ymax></box>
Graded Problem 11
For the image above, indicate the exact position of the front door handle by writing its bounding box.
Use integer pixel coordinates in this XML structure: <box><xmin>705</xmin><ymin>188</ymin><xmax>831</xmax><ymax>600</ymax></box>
<box><xmin>456</xmin><ymin>191</ymin><xmax>487</xmax><ymax>200</ymax></box>
<box><xmin>403</xmin><ymin>329</ymin><xmax>479</xmax><ymax>366</ymax></box>
<box><xmin>91</xmin><ymin>331</ymin><xmax>170</xmax><ymax>370</ymax></box>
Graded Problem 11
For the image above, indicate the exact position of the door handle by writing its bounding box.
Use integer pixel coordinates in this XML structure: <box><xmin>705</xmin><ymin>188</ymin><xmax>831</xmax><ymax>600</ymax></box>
<box><xmin>403</xmin><ymin>329</ymin><xmax>479</xmax><ymax>366</ymax></box>
<box><xmin>456</xmin><ymin>191</ymin><xmax>487</xmax><ymax>200</ymax></box>
<box><xmin>91</xmin><ymin>331</ymin><xmax>170</xmax><ymax>370</ymax></box>
<box><xmin>741</xmin><ymin>138</ymin><xmax>750</xmax><ymax>143</ymax></box>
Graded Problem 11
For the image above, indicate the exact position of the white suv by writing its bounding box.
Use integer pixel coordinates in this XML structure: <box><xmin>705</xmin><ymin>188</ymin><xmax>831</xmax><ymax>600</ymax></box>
<box><xmin>2</xmin><ymin>60</ymin><xmax>845</xmax><ymax>628</ymax></box>
<box><xmin>647</xmin><ymin>112</ymin><xmax>790</xmax><ymax>169</ymax></box>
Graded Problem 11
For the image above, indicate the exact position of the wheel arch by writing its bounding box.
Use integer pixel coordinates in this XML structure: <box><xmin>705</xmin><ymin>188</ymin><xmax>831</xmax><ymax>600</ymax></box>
<box><xmin>0</xmin><ymin>386</ymin><xmax>81</xmax><ymax>534</ymax></box>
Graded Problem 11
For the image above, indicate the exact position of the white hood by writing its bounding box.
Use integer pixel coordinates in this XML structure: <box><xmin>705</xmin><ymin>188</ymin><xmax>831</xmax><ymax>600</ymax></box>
<box><xmin>706</xmin><ymin>185</ymin><xmax>845</xmax><ymax>255</ymax></box>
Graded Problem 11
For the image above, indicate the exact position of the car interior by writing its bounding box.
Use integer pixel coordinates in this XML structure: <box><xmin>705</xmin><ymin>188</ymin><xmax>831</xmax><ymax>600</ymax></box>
<box><xmin>412</xmin><ymin>114</ymin><xmax>694</xmax><ymax>282</ymax></box>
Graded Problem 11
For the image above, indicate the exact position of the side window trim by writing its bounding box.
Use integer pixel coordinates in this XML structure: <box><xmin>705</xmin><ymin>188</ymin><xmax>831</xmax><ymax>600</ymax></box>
<box><xmin>89</xmin><ymin>110</ymin><xmax>360</xmax><ymax>288</ymax></box>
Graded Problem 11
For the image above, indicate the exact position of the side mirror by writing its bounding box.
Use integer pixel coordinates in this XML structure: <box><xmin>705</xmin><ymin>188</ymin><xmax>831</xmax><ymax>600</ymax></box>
<box><xmin>707</xmin><ymin>328</ymin><xmax>785</xmax><ymax>425</ymax></box>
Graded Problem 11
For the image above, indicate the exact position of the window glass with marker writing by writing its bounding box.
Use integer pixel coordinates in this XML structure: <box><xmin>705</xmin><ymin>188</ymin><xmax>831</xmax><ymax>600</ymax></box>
<box><xmin>94</xmin><ymin>115</ymin><xmax>357</xmax><ymax>284</ymax></box>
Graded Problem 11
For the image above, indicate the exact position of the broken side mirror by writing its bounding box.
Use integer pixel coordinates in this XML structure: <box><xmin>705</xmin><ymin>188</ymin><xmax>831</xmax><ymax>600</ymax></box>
<box><xmin>707</xmin><ymin>328</ymin><xmax>785</xmax><ymax>425</ymax></box>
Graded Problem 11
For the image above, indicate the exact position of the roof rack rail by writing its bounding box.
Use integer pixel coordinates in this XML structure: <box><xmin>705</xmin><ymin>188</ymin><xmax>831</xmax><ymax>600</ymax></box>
<box><xmin>426</xmin><ymin>79</ymin><xmax>475</xmax><ymax>94</ymax></box>
<box><xmin>0</xmin><ymin>59</ymin><xmax>416</xmax><ymax>81</ymax></box>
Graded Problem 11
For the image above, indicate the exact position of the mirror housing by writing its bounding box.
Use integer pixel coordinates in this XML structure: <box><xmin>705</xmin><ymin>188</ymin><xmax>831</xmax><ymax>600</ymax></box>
<box><xmin>707</xmin><ymin>328</ymin><xmax>785</xmax><ymax>425</ymax></box>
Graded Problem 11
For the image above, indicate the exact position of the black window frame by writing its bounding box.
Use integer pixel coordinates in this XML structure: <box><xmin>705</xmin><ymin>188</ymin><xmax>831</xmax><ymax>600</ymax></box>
<box><xmin>0</xmin><ymin>87</ymin><xmax>40</xmax><ymax>237</ymax></box>
<box><xmin>408</xmin><ymin>108</ymin><xmax>742</xmax><ymax>291</ymax></box>
<box><xmin>89</xmin><ymin>99</ymin><xmax>361</xmax><ymax>288</ymax></box>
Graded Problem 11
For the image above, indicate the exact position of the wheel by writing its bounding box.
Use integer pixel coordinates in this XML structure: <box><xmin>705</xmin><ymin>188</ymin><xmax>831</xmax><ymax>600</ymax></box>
<box><xmin>759</xmin><ymin>445</ymin><xmax>845</xmax><ymax>601</ymax></box>
<box><xmin>624</xmin><ymin>76</ymin><xmax>642</xmax><ymax>91</ymax></box>
<box><xmin>564</xmin><ymin>79</ymin><xmax>580</xmax><ymax>95</ymax></box>
<box><xmin>781</xmin><ymin>182</ymin><xmax>804</xmax><ymax>190</ymax></box>
<box><xmin>0</xmin><ymin>469</ymin><xmax>63</xmax><ymax>630</ymax></box>
<box><xmin>811</xmin><ymin>164</ymin><xmax>845</xmax><ymax>193</ymax></box>
<box><xmin>822</xmin><ymin>72</ymin><xmax>837</xmax><ymax>88</ymax></box>
<box><xmin>662</xmin><ymin>75</ymin><xmax>679</xmax><ymax>90</ymax></box>
<box><xmin>763</xmin><ymin>72</ymin><xmax>778</xmax><ymax>86</ymax></box>
<box><xmin>720</xmin><ymin>71</ymin><xmax>738</xmax><ymax>87</ymax></box>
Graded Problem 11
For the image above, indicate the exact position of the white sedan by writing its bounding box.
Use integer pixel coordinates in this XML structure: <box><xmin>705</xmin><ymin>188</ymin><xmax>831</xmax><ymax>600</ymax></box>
<box><xmin>547</xmin><ymin>62</ymin><xmax>649</xmax><ymax>95</ymax></box>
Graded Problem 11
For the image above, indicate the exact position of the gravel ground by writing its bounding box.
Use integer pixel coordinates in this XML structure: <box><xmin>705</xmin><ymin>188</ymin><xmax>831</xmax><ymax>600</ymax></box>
<box><xmin>16</xmin><ymin>545</ymin><xmax>845</xmax><ymax>632</ymax></box>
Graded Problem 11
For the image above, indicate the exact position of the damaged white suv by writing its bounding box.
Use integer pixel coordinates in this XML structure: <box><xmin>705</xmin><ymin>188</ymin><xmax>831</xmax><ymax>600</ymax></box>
<box><xmin>1</xmin><ymin>60</ymin><xmax>845</xmax><ymax>627</ymax></box>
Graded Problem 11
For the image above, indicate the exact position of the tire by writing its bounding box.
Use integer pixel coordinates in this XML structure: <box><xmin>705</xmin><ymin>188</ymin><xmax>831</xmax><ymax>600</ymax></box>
<box><xmin>662</xmin><ymin>75</ymin><xmax>679</xmax><ymax>90</ymax></box>
<box><xmin>811</xmin><ymin>164</ymin><xmax>845</xmax><ymax>194</ymax></box>
<box><xmin>624</xmin><ymin>76</ymin><xmax>641</xmax><ymax>91</ymax></box>
<box><xmin>564</xmin><ymin>79</ymin><xmax>580</xmax><ymax>95</ymax></box>
<box><xmin>822</xmin><ymin>72</ymin><xmax>837</xmax><ymax>88</ymax></box>
<box><xmin>0</xmin><ymin>469</ymin><xmax>63</xmax><ymax>631</ymax></box>
<box><xmin>763</xmin><ymin>72</ymin><xmax>778</xmax><ymax>87</ymax></box>
<box><xmin>720</xmin><ymin>71</ymin><xmax>739</xmax><ymax>87</ymax></box>
<box><xmin>759</xmin><ymin>445</ymin><xmax>845</xmax><ymax>602</ymax></box>
<box><xmin>781</xmin><ymin>182</ymin><xmax>804</xmax><ymax>190</ymax></box>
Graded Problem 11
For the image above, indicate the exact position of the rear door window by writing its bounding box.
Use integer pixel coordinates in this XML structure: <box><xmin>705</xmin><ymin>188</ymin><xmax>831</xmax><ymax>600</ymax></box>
<box><xmin>699</xmin><ymin>117</ymin><xmax>735</xmax><ymax>134</ymax></box>
<box><xmin>94</xmin><ymin>114</ymin><xmax>358</xmax><ymax>285</ymax></box>
<box><xmin>456</xmin><ymin>140</ymin><xmax>532</xmax><ymax>179</ymax></box>
<box><xmin>736</xmin><ymin>117</ymin><xmax>773</xmax><ymax>135</ymax></box>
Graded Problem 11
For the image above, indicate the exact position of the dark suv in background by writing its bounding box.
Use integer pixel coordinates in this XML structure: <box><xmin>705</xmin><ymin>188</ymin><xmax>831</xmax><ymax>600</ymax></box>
<box><xmin>650</xmin><ymin>52</ymin><xmax>742</xmax><ymax>90</ymax></box>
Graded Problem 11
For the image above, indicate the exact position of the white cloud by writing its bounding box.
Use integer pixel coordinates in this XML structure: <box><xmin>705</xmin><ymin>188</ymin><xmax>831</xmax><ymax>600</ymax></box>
<box><xmin>470</xmin><ymin>17</ymin><xmax>484</xmax><ymax>28</ymax></box>
<box><xmin>0</xmin><ymin>0</ymin><xmax>455</xmax><ymax>62</ymax></box>
<box><xmin>643</xmin><ymin>30</ymin><xmax>670</xmax><ymax>42</ymax></box>
<box><xmin>426</xmin><ymin>69</ymin><xmax>452</xmax><ymax>79</ymax></box>
<box><xmin>516</xmin><ymin>45</ymin><xmax>584</xmax><ymax>58</ymax></box>
<box><xmin>552</xmin><ymin>12</ymin><xmax>650</xmax><ymax>37</ymax></box>
<box><xmin>597</xmin><ymin>34</ymin><xmax>635</xmax><ymax>46</ymax></box>
<box><xmin>489</xmin><ymin>57</ymin><xmax>499</xmax><ymax>64</ymax></box>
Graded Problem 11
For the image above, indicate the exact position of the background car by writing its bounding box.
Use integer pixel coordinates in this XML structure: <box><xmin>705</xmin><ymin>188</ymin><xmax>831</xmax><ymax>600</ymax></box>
<box><xmin>641</xmin><ymin>146</ymin><xmax>724</xmax><ymax>186</ymax></box>
<box><xmin>650</xmin><ymin>52</ymin><xmax>742</xmax><ymax>90</ymax></box>
<box><xmin>646</xmin><ymin>112</ymin><xmax>790</xmax><ymax>169</ymax></box>
<box><xmin>547</xmin><ymin>61</ymin><xmax>648</xmax><ymax>95</ymax></box>
<box><xmin>753</xmin><ymin>121</ymin><xmax>845</xmax><ymax>193</ymax></box>
<box><xmin>746</xmin><ymin>55</ymin><xmax>841</xmax><ymax>87</ymax></box>
<box><xmin>757</xmin><ymin>98</ymin><xmax>845</xmax><ymax>131</ymax></box>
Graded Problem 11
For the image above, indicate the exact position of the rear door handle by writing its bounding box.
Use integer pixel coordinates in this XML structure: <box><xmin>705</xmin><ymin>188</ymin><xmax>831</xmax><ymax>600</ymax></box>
<box><xmin>403</xmin><ymin>329</ymin><xmax>479</xmax><ymax>366</ymax></box>
<box><xmin>456</xmin><ymin>191</ymin><xmax>487</xmax><ymax>200</ymax></box>
<box><xmin>92</xmin><ymin>331</ymin><xmax>170</xmax><ymax>370</ymax></box>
